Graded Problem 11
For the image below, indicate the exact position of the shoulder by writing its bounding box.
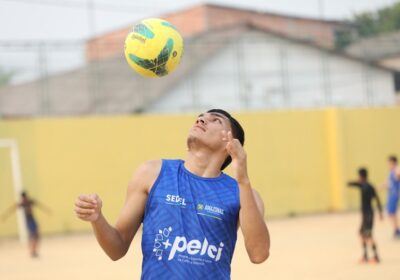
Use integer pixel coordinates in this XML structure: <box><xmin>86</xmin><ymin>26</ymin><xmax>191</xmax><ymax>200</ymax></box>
<box><xmin>223</xmin><ymin>173</ymin><xmax>241</xmax><ymax>186</ymax></box>
<box><xmin>136</xmin><ymin>160</ymin><xmax>162</xmax><ymax>174</ymax></box>
<box><xmin>128</xmin><ymin>160</ymin><xmax>162</xmax><ymax>193</ymax></box>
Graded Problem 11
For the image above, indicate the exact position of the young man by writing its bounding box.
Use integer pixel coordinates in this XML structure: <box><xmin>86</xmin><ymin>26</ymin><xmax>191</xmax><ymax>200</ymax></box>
<box><xmin>348</xmin><ymin>168</ymin><xmax>383</xmax><ymax>263</ymax></box>
<box><xmin>1</xmin><ymin>191</ymin><xmax>51</xmax><ymax>258</ymax></box>
<box><xmin>382</xmin><ymin>155</ymin><xmax>400</xmax><ymax>237</ymax></box>
<box><xmin>74</xmin><ymin>109</ymin><xmax>270</xmax><ymax>280</ymax></box>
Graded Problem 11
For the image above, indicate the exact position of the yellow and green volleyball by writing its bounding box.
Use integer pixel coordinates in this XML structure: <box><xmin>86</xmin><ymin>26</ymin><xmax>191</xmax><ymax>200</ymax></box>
<box><xmin>124</xmin><ymin>18</ymin><xmax>184</xmax><ymax>78</ymax></box>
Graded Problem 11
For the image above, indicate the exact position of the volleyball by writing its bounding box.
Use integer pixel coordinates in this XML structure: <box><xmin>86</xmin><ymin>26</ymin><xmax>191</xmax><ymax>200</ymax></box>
<box><xmin>124</xmin><ymin>18</ymin><xmax>183</xmax><ymax>78</ymax></box>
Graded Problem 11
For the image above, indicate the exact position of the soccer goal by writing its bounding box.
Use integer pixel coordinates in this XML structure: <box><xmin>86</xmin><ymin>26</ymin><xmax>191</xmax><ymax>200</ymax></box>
<box><xmin>0</xmin><ymin>139</ymin><xmax>27</xmax><ymax>243</ymax></box>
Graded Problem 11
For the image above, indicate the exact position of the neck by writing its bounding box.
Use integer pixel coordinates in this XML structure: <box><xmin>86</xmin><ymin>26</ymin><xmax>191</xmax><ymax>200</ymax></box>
<box><xmin>184</xmin><ymin>149</ymin><xmax>225</xmax><ymax>178</ymax></box>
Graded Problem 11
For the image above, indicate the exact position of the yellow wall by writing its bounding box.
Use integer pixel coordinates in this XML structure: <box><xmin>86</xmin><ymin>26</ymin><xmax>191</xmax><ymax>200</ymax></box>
<box><xmin>339</xmin><ymin>108</ymin><xmax>400</xmax><ymax>209</ymax></box>
<box><xmin>0</xmin><ymin>108</ymin><xmax>399</xmax><ymax>237</ymax></box>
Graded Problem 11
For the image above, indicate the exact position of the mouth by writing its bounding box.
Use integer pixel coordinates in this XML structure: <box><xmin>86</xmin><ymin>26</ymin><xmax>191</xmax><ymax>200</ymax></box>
<box><xmin>194</xmin><ymin>124</ymin><xmax>206</xmax><ymax>132</ymax></box>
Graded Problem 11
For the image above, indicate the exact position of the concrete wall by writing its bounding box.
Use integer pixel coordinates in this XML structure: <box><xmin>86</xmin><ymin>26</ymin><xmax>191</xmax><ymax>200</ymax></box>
<box><xmin>1</xmin><ymin>108</ymin><xmax>400</xmax><ymax>237</ymax></box>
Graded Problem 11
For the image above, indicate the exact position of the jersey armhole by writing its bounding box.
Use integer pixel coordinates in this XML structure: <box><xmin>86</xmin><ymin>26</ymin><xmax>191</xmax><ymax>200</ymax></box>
<box><xmin>143</xmin><ymin>159</ymin><xmax>166</xmax><ymax>219</ymax></box>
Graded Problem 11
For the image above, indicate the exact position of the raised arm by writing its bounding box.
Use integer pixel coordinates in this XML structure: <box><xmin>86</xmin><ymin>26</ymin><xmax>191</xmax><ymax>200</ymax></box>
<box><xmin>347</xmin><ymin>181</ymin><xmax>361</xmax><ymax>188</ymax></box>
<box><xmin>35</xmin><ymin>200</ymin><xmax>52</xmax><ymax>215</ymax></box>
<box><xmin>74</xmin><ymin>160</ymin><xmax>161</xmax><ymax>261</ymax></box>
<box><xmin>223</xmin><ymin>131</ymin><xmax>270</xmax><ymax>264</ymax></box>
<box><xmin>0</xmin><ymin>204</ymin><xmax>18</xmax><ymax>221</ymax></box>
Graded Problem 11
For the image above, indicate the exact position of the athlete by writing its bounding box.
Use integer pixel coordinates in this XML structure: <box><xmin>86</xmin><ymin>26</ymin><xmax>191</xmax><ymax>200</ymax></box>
<box><xmin>381</xmin><ymin>155</ymin><xmax>400</xmax><ymax>237</ymax></box>
<box><xmin>1</xmin><ymin>191</ymin><xmax>51</xmax><ymax>258</ymax></box>
<box><xmin>74</xmin><ymin>109</ymin><xmax>270</xmax><ymax>279</ymax></box>
<box><xmin>348</xmin><ymin>168</ymin><xmax>383</xmax><ymax>263</ymax></box>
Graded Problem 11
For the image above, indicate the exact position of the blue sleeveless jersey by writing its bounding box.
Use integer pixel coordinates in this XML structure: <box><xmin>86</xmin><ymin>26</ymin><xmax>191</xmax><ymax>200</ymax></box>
<box><xmin>388</xmin><ymin>170</ymin><xmax>400</xmax><ymax>198</ymax></box>
<box><xmin>141</xmin><ymin>159</ymin><xmax>240</xmax><ymax>280</ymax></box>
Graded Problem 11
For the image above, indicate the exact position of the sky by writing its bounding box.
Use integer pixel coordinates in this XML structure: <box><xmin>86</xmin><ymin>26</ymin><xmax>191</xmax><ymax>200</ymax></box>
<box><xmin>0</xmin><ymin>0</ymin><xmax>397</xmax><ymax>82</ymax></box>
<box><xmin>0</xmin><ymin>0</ymin><xmax>397</xmax><ymax>41</ymax></box>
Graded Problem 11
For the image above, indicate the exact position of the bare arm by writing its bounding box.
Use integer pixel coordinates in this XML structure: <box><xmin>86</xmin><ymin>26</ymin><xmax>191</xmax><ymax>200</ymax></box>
<box><xmin>74</xmin><ymin>160</ymin><xmax>161</xmax><ymax>261</ymax></box>
<box><xmin>373</xmin><ymin>187</ymin><xmax>383</xmax><ymax>216</ymax></box>
<box><xmin>380</xmin><ymin>180</ymin><xmax>388</xmax><ymax>190</ymax></box>
<box><xmin>347</xmin><ymin>181</ymin><xmax>361</xmax><ymax>188</ymax></box>
<box><xmin>223</xmin><ymin>130</ymin><xmax>270</xmax><ymax>264</ymax></box>
<box><xmin>35</xmin><ymin>200</ymin><xmax>52</xmax><ymax>215</ymax></box>
<box><xmin>1</xmin><ymin>204</ymin><xmax>18</xmax><ymax>221</ymax></box>
<box><xmin>396</xmin><ymin>166</ymin><xmax>400</xmax><ymax>180</ymax></box>
<box><xmin>238</xmin><ymin>184</ymin><xmax>270</xmax><ymax>264</ymax></box>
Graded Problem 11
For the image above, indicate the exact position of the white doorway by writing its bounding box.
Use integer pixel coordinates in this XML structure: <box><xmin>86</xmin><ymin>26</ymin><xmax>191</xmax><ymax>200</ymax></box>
<box><xmin>0</xmin><ymin>139</ymin><xmax>27</xmax><ymax>243</ymax></box>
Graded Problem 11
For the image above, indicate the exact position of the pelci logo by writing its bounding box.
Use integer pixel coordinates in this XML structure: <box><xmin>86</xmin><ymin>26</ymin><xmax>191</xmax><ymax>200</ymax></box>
<box><xmin>152</xmin><ymin>226</ymin><xmax>224</xmax><ymax>263</ymax></box>
<box><xmin>153</xmin><ymin>227</ymin><xmax>173</xmax><ymax>260</ymax></box>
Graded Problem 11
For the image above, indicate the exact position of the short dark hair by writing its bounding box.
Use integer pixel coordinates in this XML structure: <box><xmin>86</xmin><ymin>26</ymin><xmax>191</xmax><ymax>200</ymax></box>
<box><xmin>358</xmin><ymin>168</ymin><xmax>368</xmax><ymax>179</ymax></box>
<box><xmin>388</xmin><ymin>155</ymin><xmax>398</xmax><ymax>163</ymax></box>
<box><xmin>207</xmin><ymin>109</ymin><xmax>245</xmax><ymax>170</ymax></box>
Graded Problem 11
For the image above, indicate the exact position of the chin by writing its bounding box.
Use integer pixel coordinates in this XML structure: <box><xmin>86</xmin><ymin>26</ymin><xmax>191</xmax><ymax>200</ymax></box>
<box><xmin>187</xmin><ymin>135</ymin><xmax>197</xmax><ymax>148</ymax></box>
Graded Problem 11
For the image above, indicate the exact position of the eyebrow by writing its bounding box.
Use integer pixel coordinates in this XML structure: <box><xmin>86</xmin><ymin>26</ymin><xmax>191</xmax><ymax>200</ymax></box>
<box><xmin>198</xmin><ymin>112</ymin><xmax>229</xmax><ymax>120</ymax></box>
<box><xmin>210</xmin><ymin>112</ymin><xmax>229</xmax><ymax>120</ymax></box>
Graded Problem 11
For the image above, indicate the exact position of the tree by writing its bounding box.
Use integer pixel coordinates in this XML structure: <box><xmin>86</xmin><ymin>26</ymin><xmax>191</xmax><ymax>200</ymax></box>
<box><xmin>335</xmin><ymin>2</ymin><xmax>400</xmax><ymax>49</ymax></box>
<box><xmin>0</xmin><ymin>68</ymin><xmax>14</xmax><ymax>86</ymax></box>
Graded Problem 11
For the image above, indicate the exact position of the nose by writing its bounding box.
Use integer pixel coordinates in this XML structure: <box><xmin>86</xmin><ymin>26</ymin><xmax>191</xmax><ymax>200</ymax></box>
<box><xmin>196</xmin><ymin>116</ymin><xmax>206</xmax><ymax>125</ymax></box>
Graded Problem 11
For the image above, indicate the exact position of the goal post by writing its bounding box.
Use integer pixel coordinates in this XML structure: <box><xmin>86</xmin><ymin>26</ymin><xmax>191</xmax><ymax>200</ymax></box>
<box><xmin>0</xmin><ymin>139</ymin><xmax>27</xmax><ymax>243</ymax></box>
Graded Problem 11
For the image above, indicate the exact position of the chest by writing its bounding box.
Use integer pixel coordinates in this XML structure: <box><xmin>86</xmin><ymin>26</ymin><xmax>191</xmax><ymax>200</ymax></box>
<box><xmin>146</xmin><ymin>177</ymin><xmax>239</xmax><ymax>232</ymax></box>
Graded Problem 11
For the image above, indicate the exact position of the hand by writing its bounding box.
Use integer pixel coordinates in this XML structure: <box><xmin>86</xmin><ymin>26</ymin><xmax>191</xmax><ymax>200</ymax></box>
<box><xmin>74</xmin><ymin>194</ymin><xmax>102</xmax><ymax>222</ymax></box>
<box><xmin>222</xmin><ymin>130</ymin><xmax>249</xmax><ymax>184</ymax></box>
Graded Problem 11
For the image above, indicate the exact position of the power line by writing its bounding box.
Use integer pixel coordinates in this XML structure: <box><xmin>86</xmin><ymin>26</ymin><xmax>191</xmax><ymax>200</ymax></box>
<box><xmin>0</xmin><ymin>0</ymin><xmax>161</xmax><ymax>13</ymax></box>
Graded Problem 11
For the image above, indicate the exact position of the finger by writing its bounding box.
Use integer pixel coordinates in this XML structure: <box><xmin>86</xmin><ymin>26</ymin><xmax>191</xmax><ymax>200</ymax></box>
<box><xmin>76</xmin><ymin>213</ymin><xmax>92</xmax><ymax>220</ymax></box>
<box><xmin>79</xmin><ymin>194</ymin><xmax>98</xmax><ymax>204</ymax></box>
<box><xmin>75</xmin><ymin>200</ymin><xmax>95</xmax><ymax>209</ymax></box>
<box><xmin>89</xmin><ymin>194</ymin><xmax>100</xmax><ymax>204</ymax></box>
<box><xmin>76</xmin><ymin>212</ymin><xmax>90</xmax><ymax>217</ymax></box>
<box><xmin>74</xmin><ymin>207</ymin><xmax>95</xmax><ymax>215</ymax></box>
<box><xmin>225</xmin><ymin>142</ymin><xmax>232</xmax><ymax>153</ymax></box>
<box><xmin>232</xmin><ymin>139</ymin><xmax>241</xmax><ymax>146</ymax></box>
<box><xmin>227</xmin><ymin>131</ymin><xmax>234</xmax><ymax>141</ymax></box>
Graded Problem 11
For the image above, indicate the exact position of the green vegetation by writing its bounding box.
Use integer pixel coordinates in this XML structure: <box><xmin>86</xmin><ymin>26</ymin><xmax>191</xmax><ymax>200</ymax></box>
<box><xmin>335</xmin><ymin>2</ymin><xmax>400</xmax><ymax>48</ymax></box>
<box><xmin>0</xmin><ymin>68</ymin><xmax>13</xmax><ymax>86</ymax></box>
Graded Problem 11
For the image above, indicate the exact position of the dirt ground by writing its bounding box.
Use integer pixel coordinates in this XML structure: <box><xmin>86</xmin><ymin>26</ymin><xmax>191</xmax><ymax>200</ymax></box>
<box><xmin>1</xmin><ymin>212</ymin><xmax>400</xmax><ymax>280</ymax></box>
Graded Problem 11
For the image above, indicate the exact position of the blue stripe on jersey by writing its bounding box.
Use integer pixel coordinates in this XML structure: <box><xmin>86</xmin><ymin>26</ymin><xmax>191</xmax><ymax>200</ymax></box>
<box><xmin>141</xmin><ymin>159</ymin><xmax>240</xmax><ymax>280</ymax></box>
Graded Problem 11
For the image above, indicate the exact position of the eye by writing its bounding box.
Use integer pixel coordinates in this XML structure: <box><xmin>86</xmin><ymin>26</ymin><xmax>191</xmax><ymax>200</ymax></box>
<box><xmin>213</xmin><ymin>118</ymin><xmax>222</xmax><ymax>123</ymax></box>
